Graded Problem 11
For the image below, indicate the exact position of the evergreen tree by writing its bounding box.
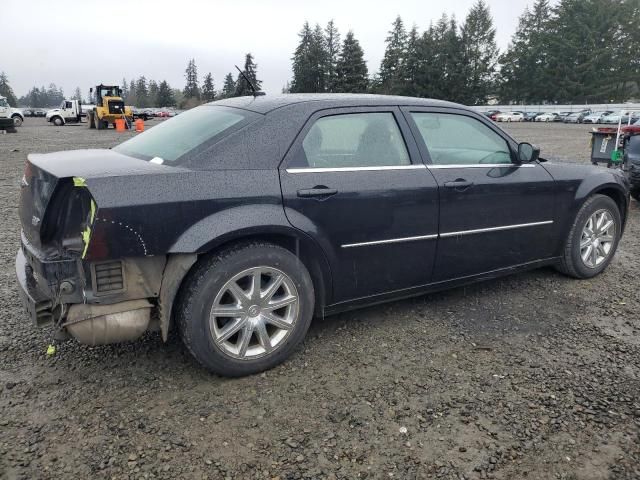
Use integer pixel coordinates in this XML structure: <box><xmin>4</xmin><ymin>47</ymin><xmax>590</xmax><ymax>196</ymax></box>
<box><xmin>401</xmin><ymin>26</ymin><xmax>421</xmax><ymax>96</ymax></box>
<box><xmin>221</xmin><ymin>73</ymin><xmax>236</xmax><ymax>98</ymax></box>
<box><xmin>461</xmin><ymin>0</ymin><xmax>499</xmax><ymax>104</ymax></box>
<box><xmin>0</xmin><ymin>72</ymin><xmax>18</xmax><ymax>106</ymax></box>
<box><xmin>72</xmin><ymin>87</ymin><xmax>83</xmax><ymax>103</ymax></box>
<box><xmin>335</xmin><ymin>31</ymin><xmax>369</xmax><ymax>93</ymax></box>
<box><xmin>235</xmin><ymin>53</ymin><xmax>262</xmax><ymax>96</ymax></box>
<box><xmin>183</xmin><ymin>58</ymin><xmax>200</xmax><ymax>99</ymax></box>
<box><xmin>202</xmin><ymin>72</ymin><xmax>215</xmax><ymax>102</ymax></box>
<box><xmin>135</xmin><ymin>76</ymin><xmax>149</xmax><ymax>107</ymax></box>
<box><xmin>378</xmin><ymin>16</ymin><xmax>407</xmax><ymax>94</ymax></box>
<box><xmin>156</xmin><ymin>80</ymin><xmax>175</xmax><ymax>107</ymax></box>
<box><xmin>148</xmin><ymin>80</ymin><xmax>159</xmax><ymax>107</ymax></box>
<box><xmin>121</xmin><ymin>78</ymin><xmax>128</xmax><ymax>100</ymax></box>
<box><xmin>290</xmin><ymin>22</ymin><xmax>328</xmax><ymax>93</ymax></box>
<box><xmin>46</xmin><ymin>83</ymin><xmax>64</xmax><ymax>106</ymax></box>
<box><xmin>127</xmin><ymin>80</ymin><xmax>137</xmax><ymax>106</ymax></box>
<box><xmin>547</xmin><ymin>0</ymin><xmax>627</xmax><ymax>103</ymax></box>
<box><xmin>325</xmin><ymin>20</ymin><xmax>341</xmax><ymax>92</ymax></box>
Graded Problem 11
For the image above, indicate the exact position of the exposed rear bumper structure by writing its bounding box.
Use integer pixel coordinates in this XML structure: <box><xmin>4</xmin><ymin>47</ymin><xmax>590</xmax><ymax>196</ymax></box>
<box><xmin>16</xmin><ymin>234</ymin><xmax>168</xmax><ymax>345</ymax></box>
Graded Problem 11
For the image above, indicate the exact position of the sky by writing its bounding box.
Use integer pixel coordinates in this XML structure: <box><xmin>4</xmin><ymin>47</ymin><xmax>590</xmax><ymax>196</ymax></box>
<box><xmin>4</xmin><ymin>0</ymin><xmax>542</xmax><ymax>99</ymax></box>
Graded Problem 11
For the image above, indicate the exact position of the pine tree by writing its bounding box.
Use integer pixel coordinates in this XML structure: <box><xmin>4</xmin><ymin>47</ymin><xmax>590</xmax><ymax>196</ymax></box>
<box><xmin>121</xmin><ymin>78</ymin><xmax>128</xmax><ymax>100</ymax></box>
<box><xmin>401</xmin><ymin>26</ymin><xmax>421</xmax><ymax>96</ymax></box>
<box><xmin>291</xmin><ymin>22</ymin><xmax>316</xmax><ymax>93</ymax></box>
<box><xmin>290</xmin><ymin>22</ymin><xmax>328</xmax><ymax>93</ymax></box>
<box><xmin>148</xmin><ymin>80</ymin><xmax>159</xmax><ymax>107</ymax></box>
<box><xmin>135</xmin><ymin>76</ymin><xmax>149</xmax><ymax>107</ymax></box>
<box><xmin>72</xmin><ymin>87</ymin><xmax>83</xmax><ymax>103</ymax></box>
<box><xmin>461</xmin><ymin>0</ymin><xmax>499</xmax><ymax>104</ymax></box>
<box><xmin>202</xmin><ymin>72</ymin><xmax>215</xmax><ymax>102</ymax></box>
<box><xmin>335</xmin><ymin>31</ymin><xmax>369</xmax><ymax>93</ymax></box>
<box><xmin>378</xmin><ymin>16</ymin><xmax>407</xmax><ymax>94</ymax></box>
<box><xmin>221</xmin><ymin>73</ymin><xmax>236</xmax><ymax>98</ymax></box>
<box><xmin>325</xmin><ymin>20</ymin><xmax>341</xmax><ymax>92</ymax></box>
<box><xmin>156</xmin><ymin>80</ymin><xmax>175</xmax><ymax>107</ymax></box>
<box><xmin>127</xmin><ymin>80</ymin><xmax>137</xmax><ymax>106</ymax></box>
<box><xmin>0</xmin><ymin>72</ymin><xmax>18</xmax><ymax>106</ymax></box>
<box><xmin>235</xmin><ymin>53</ymin><xmax>262</xmax><ymax>96</ymax></box>
<box><xmin>183</xmin><ymin>58</ymin><xmax>200</xmax><ymax>99</ymax></box>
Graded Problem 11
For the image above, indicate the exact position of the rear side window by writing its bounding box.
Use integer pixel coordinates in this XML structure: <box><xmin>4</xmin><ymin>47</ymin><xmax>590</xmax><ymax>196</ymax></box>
<box><xmin>114</xmin><ymin>105</ymin><xmax>254</xmax><ymax>164</ymax></box>
<box><xmin>297</xmin><ymin>112</ymin><xmax>410</xmax><ymax>168</ymax></box>
<box><xmin>410</xmin><ymin>112</ymin><xmax>512</xmax><ymax>165</ymax></box>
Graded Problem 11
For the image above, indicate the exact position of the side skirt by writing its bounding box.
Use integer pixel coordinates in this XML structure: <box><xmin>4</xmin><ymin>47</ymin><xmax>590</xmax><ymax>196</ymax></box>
<box><xmin>323</xmin><ymin>257</ymin><xmax>560</xmax><ymax>316</ymax></box>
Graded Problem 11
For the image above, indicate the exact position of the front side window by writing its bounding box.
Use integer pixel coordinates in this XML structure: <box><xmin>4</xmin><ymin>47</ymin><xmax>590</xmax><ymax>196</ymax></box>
<box><xmin>114</xmin><ymin>105</ymin><xmax>253</xmax><ymax>164</ymax></box>
<box><xmin>410</xmin><ymin>112</ymin><xmax>512</xmax><ymax>165</ymax></box>
<box><xmin>299</xmin><ymin>112</ymin><xmax>410</xmax><ymax>168</ymax></box>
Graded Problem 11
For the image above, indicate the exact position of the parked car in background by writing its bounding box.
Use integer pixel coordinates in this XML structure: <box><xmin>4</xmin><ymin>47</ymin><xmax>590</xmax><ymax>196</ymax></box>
<box><xmin>16</xmin><ymin>93</ymin><xmax>630</xmax><ymax>377</ymax></box>
<box><xmin>603</xmin><ymin>112</ymin><xmax>640</xmax><ymax>125</ymax></box>
<box><xmin>535</xmin><ymin>112</ymin><xmax>559</xmax><ymax>122</ymax></box>
<box><xmin>563</xmin><ymin>111</ymin><xmax>591</xmax><ymax>124</ymax></box>
<box><xmin>33</xmin><ymin>109</ymin><xmax>47</xmax><ymax>117</ymax></box>
<box><xmin>496</xmin><ymin>111</ymin><xmax>525</xmax><ymax>122</ymax></box>
<box><xmin>483</xmin><ymin>110</ymin><xmax>501</xmax><ymax>120</ymax></box>
<box><xmin>523</xmin><ymin>112</ymin><xmax>542</xmax><ymax>122</ymax></box>
<box><xmin>554</xmin><ymin>112</ymin><xmax>571</xmax><ymax>122</ymax></box>
<box><xmin>583</xmin><ymin>111</ymin><xmax>613</xmax><ymax>124</ymax></box>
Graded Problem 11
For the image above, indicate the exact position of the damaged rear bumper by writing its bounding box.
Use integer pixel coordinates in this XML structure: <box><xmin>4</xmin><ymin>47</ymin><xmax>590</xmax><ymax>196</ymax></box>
<box><xmin>15</xmin><ymin>233</ymin><xmax>174</xmax><ymax>345</ymax></box>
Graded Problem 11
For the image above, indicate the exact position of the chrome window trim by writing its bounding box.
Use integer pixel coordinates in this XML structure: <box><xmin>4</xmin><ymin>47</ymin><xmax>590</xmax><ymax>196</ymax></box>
<box><xmin>440</xmin><ymin>220</ymin><xmax>553</xmax><ymax>238</ymax></box>
<box><xmin>286</xmin><ymin>165</ymin><xmax>426</xmax><ymax>174</ymax></box>
<box><xmin>427</xmin><ymin>163</ymin><xmax>535</xmax><ymax>169</ymax></box>
<box><xmin>342</xmin><ymin>234</ymin><xmax>438</xmax><ymax>248</ymax></box>
<box><xmin>341</xmin><ymin>221</ymin><xmax>553</xmax><ymax>248</ymax></box>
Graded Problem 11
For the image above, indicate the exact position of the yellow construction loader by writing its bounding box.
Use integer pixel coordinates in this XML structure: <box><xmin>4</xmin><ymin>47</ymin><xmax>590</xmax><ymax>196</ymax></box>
<box><xmin>88</xmin><ymin>84</ymin><xmax>133</xmax><ymax>130</ymax></box>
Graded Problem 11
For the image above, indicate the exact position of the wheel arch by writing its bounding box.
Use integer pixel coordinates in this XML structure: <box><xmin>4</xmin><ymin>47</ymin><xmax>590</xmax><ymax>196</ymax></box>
<box><xmin>160</xmin><ymin>224</ymin><xmax>333</xmax><ymax>342</ymax></box>
<box><xmin>580</xmin><ymin>183</ymin><xmax>629</xmax><ymax>234</ymax></box>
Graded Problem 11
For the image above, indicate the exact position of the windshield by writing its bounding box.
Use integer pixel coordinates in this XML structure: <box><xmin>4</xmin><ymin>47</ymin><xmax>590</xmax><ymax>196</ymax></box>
<box><xmin>114</xmin><ymin>105</ymin><xmax>253</xmax><ymax>164</ymax></box>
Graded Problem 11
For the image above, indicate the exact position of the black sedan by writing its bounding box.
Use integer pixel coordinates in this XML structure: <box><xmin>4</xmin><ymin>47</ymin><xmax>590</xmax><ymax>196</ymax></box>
<box><xmin>16</xmin><ymin>94</ymin><xmax>630</xmax><ymax>376</ymax></box>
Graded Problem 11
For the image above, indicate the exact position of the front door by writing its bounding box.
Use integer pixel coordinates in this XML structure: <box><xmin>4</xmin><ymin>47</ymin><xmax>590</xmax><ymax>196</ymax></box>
<box><xmin>403</xmin><ymin>108</ymin><xmax>556</xmax><ymax>282</ymax></box>
<box><xmin>280</xmin><ymin>107</ymin><xmax>439</xmax><ymax>303</ymax></box>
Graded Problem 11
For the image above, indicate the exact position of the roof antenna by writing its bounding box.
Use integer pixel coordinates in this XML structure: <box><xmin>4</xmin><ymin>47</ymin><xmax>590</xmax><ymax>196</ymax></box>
<box><xmin>235</xmin><ymin>65</ymin><xmax>265</xmax><ymax>97</ymax></box>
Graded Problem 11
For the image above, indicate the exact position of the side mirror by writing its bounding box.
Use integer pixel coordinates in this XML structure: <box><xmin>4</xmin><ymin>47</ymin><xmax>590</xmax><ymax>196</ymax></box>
<box><xmin>518</xmin><ymin>142</ymin><xmax>540</xmax><ymax>163</ymax></box>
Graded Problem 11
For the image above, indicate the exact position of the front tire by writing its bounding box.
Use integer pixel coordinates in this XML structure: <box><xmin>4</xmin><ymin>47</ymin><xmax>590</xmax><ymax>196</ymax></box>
<box><xmin>556</xmin><ymin>194</ymin><xmax>621</xmax><ymax>279</ymax></box>
<box><xmin>177</xmin><ymin>242</ymin><xmax>315</xmax><ymax>377</ymax></box>
<box><xmin>52</xmin><ymin>116</ymin><xmax>64</xmax><ymax>126</ymax></box>
<box><xmin>12</xmin><ymin>115</ymin><xmax>23</xmax><ymax>127</ymax></box>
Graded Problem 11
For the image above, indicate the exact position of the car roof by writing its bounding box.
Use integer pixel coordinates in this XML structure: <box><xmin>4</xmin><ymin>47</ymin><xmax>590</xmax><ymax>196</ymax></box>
<box><xmin>209</xmin><ymin>93</ymin><xmax>463</xmax><ymax>114</ymax></box>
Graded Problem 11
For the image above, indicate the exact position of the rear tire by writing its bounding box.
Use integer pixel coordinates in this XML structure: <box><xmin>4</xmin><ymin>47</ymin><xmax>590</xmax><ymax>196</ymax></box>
<box><xmin>556</xmin><ymin>194</ymin><xmax>621</xmax><ymax>279</ymax></box>
<box><xmin>176</xmin><ymin>242</ymin><xmax>315</xmax><ymax>377</ymax></box>
<box><xmin>631</xmin><ymin>189</ymin><xmax>640</xmax><ymax>202</ymax></box>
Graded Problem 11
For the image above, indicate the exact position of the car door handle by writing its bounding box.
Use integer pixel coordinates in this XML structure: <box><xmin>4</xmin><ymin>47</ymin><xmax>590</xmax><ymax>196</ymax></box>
<box><xmin>443</xmin><ymin>179</ymin><xmax>474</xmax><ymax>189</ymax></box>
<box><xmin>297</xmin><ymin>186</ymin><xmax>338</xmax><ymax>198</ymax></box>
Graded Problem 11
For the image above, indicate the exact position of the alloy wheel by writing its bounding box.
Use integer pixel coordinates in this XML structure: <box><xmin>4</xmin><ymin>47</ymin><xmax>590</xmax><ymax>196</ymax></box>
<box><xmin>580</xmin><ymin>209</ymin><xmax>616</xmax><ymax>268</ymax></box>
<box><xmin>209</xmin><ymin>267</ymin><xmax>299</xmax><ymax>360</ymax></box>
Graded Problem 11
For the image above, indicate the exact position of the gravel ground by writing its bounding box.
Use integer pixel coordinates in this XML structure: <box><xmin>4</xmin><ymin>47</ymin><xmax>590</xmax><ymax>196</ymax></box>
<box><xmin>1</xmin><ymin>119</ymin><xmax>638</xmax><ymax>480</ymax></box>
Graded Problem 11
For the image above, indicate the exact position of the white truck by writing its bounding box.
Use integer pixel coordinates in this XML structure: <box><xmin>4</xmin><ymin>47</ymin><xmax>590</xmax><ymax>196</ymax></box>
<box><xmin>46</xmin><ymin>99</ymin><xmax>86</xmax><ymax>126</ymax></box>
<box><xmin>0</xmin><ymin>95</ymin><xmax>24</xmax><ymax>130</ymax></box>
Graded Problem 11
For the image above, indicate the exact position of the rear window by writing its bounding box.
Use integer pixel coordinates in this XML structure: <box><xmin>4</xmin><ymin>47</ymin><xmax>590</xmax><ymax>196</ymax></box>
<box><xmin>114</xmin><ymin>105</ymin><xmax>255</xmax><ymax>164</ymax></box>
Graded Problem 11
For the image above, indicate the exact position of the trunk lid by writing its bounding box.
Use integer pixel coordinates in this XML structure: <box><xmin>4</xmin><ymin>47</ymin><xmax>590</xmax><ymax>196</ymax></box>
<box><xmin>19</xmin><ymin>149</ymin><xmax>175</xmax><ymax>249</ymax></box>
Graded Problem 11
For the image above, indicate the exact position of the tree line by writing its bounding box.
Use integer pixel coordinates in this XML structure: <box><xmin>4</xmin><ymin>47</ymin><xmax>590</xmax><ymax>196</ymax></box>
<box><xmin>3</xmin><ymin>52</ymin><xmax>263</xmax><ymax>109</ymax></box>
<box><xmin>2</xmin><ymin>0</ymin><xmax>639</xmax><ymax>108</ymax></box>
<box><xmin>289</xmin><ymin>0</ymin><xmax>640</xmax><ymax>104</ymax></box>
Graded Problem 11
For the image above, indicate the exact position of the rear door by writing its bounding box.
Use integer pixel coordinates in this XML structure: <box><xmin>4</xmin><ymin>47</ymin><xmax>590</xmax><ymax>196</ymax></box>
<box><xmin>403</xmin><ymin>107</ymin><xmax>556</xmax><ymax>282</ymax></box>
<box><xmin>279</xmin><ymin>107</ymin><xmax>439</xmax><ymax>303</ymax></box>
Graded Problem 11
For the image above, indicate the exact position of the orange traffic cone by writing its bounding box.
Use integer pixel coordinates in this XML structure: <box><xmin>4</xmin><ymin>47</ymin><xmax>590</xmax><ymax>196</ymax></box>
<box><xmin>115</xmin><ymin>118</ymin><xmax>125</xmax><ymax>132</ymax></box>
<box><xmin>135</xmin><ymin>119</ymin><xmax>144</xmax><ymax>132</ymax></box>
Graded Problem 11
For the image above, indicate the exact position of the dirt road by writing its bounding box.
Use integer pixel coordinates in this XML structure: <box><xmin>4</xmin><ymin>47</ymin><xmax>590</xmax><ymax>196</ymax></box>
<box><xmin>1</xmin><ymin>119</ymin><xmax>638</xmax><ymax>479</ymax></box>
